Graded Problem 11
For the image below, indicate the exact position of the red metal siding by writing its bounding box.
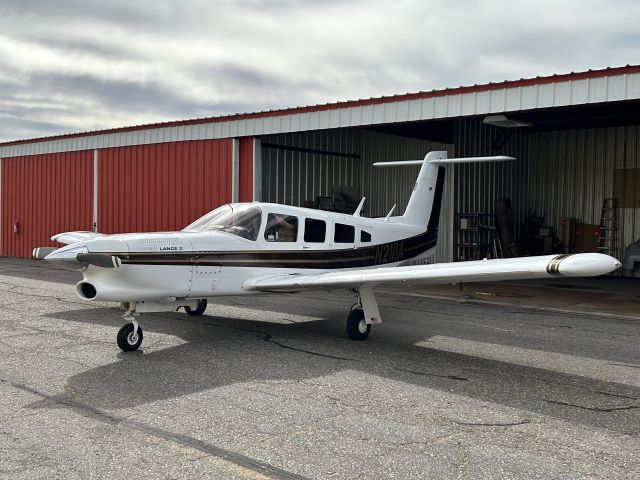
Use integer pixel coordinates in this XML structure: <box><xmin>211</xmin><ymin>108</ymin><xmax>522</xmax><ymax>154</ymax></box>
<box><xmin>98</xmin><ymin>139</ymin><xmax>232</xmax><ymax>234</ymax></box>
<box><xmin>1</xmin><ymin>151</ymin><xmax>93</xmax><ymax>258</ymax></box>
<box><xmin>238</xmin><ymin>137</ymin><xmax>254</xmax><ymax>202</ymax></box>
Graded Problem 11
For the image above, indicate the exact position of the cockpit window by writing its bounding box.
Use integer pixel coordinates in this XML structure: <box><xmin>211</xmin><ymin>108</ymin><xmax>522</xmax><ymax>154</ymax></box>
<box><xmin>182</xmin><ymin>204</ymin><xmax>262</xmax><ymax>240</ymax></box>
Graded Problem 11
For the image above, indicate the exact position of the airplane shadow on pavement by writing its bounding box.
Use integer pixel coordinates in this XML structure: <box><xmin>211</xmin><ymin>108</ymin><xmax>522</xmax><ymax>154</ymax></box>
<box><xmin>33</xmin><ymin>299</ymin><xmax>640</xmax><ymax>437</ymax></box>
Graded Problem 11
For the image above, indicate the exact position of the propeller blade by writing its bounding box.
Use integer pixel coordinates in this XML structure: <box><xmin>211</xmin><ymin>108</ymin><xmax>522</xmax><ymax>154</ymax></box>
<box><xmin>76</xmin><ymin>253</ymin><xmax>122</xmax><ymax>268</ymax></box>
<box><xmin>33</xmin><ymin>247</ymin><xmax>59</xmax><ymax>259</ymax></box>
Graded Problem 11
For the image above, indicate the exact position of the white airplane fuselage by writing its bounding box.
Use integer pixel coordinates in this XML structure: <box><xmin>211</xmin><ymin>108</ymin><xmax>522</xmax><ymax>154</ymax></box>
<box><xmin>64</xmin><ymin>202</ymin><xmax>434</xmax><ymax>303</ymax></box>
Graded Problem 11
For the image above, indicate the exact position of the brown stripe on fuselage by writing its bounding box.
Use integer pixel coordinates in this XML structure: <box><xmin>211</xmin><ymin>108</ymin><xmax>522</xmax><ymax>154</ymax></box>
<box><xmin>111</xmin><ymin>229</ymin><xmax>437</xmax><ymax>269</ymax></box>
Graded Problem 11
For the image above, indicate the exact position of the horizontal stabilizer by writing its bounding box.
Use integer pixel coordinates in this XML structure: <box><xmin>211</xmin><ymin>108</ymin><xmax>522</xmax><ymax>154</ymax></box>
<box><xmin>76</xmin><ymin>253</ymin><xmax>121</xmax><ymax>268</ymax></box>
<box><xmin>33</xmin><ymin>247</ymin><xmax>58</xmax><ymax>259</ymax></box>
<box><xmin>373</xmin><ymin>155</ymin><xmax>515</xmax><ymax>167</ymax></box>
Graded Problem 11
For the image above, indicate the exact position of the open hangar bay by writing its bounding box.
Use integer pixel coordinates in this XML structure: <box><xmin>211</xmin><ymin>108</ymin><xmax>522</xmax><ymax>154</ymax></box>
<box><xmin>0</xmin><ymin>258</ymin><xmax>639</xmax><ymax>479</ymax></box>
<box><xmin>1</xmin><ymin>65</ymin><xmax>640</xmax><ymax>271</ymax></box>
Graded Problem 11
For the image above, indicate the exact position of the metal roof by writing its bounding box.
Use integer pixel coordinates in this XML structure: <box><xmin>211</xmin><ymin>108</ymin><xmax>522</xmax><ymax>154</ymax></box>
<box><xmin>2</xmin><ymin>65</ymin><xmax>640</xmax><ymax>158</ymax></box>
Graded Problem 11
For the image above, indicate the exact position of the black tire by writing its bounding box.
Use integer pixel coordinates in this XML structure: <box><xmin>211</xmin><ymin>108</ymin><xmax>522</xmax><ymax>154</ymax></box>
<box><xmin>185</xmin><ymin>299</ymin><xmax>208</xmax><ymax>316</ymax></box>
<box><xmin>117</xmin><ymin>323</ymin><xmax>143</xmax><ymax>352</ymax></box>
<box><xmin>346</xmin><ymin>309</ymin><xmax>370</xmax><ymax>341</ymax></box>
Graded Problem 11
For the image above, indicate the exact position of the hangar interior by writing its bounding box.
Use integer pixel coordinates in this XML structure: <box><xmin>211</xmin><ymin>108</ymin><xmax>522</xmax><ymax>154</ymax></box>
<box><xmin>1</xmin><ymin>67</ymin><xmax>640</xmax><ymax>276</ymax></box>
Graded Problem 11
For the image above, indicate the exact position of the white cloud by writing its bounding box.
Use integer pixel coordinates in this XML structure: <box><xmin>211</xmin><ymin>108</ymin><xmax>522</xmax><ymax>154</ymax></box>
<box><xmin>1</xmin><ymin>0</ymin><xmax>639</xmax><ymax>141</ymax></box>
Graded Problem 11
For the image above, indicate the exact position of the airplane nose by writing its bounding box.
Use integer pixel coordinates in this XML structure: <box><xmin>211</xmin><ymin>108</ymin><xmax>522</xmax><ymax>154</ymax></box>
<box><xmin>44</xmin><ymin>242</ymin><xmax>90</xmax><ymax>271</ymax></box>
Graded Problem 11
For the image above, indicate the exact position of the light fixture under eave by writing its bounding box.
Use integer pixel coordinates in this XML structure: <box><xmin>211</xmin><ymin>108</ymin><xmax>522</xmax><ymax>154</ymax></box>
<box><xmin>483</xmin><ymin>114</ymin><xmax>532</xmax><ymax>128</ymax></box>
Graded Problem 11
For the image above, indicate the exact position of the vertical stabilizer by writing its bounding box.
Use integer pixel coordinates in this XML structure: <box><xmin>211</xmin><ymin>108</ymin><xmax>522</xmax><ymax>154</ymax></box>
<box><xmin>373</xmin><ymin>152</ymin><xmax>514</xmax><ymax>229</ymax></box>
<box><xmin>401</xmin><ymin>151</ymin><xmax>447</xmax><ymax>228</ymax></box>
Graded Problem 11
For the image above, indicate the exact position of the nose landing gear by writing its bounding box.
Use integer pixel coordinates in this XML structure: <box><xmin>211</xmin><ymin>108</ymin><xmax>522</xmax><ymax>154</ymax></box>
<box><xmin>117</xmin><ymin>311</ymin><xmax>143</xmax><ymax>352</ymax></box>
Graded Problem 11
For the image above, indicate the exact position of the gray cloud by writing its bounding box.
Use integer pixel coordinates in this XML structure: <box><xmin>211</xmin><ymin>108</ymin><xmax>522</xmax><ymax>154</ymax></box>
<box><xmin>1</xmin><ymin>0</ymin><xmax>639</xmax><ymax>142</ymax></box>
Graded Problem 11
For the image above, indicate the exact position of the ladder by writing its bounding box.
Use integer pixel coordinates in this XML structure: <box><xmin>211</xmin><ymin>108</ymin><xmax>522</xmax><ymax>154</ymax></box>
<box><xmin>597</xmin><ymin>197</ymin><xmax>617</xmax><ymax>256</ymax></box>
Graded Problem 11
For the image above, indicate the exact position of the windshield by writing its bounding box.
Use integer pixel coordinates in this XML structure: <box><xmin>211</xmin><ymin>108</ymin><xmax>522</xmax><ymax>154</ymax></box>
<box><xmin>182</xmin><ymin>204</ymin><xmax>262</xmax><ymax>241</ymax></box>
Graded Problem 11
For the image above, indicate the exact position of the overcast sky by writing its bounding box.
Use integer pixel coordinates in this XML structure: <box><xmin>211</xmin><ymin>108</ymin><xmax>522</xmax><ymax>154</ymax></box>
<box><xmin>1</xmin><ymin>0</ymin><xmax>638</xmax><ymax>142</ymax></box>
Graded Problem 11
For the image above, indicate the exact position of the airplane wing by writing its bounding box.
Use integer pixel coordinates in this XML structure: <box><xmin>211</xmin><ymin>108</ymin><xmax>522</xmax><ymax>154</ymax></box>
<box><xmin>51</xmin><ymin>231</ymin><xmax>107</xmax><ymax>245</ymax></box>
<box><xmin>243</xmin><ymin>253</ymin><xmax>620</xmax><ymax>293</ymax></box>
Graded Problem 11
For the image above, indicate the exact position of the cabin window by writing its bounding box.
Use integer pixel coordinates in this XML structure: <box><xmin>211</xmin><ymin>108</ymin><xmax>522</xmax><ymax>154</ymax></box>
<box><xmin>361</xmin><ymin>230</ymin><xmax>372</xmax><ymax>242</ymax></box>
<box><xmin>304</xmin><ymin>218</ymin><xmax>326</xmax><ymax>243</ymax></box>
<box><xmin>334</xmin><ymin>223</ymin><xmax>355</xmax><ymax>243</ymax></box>
<box><xmin>264</xmin><ymin>214</ymin><xmax>298</xmax><ymax>242</ymax></box>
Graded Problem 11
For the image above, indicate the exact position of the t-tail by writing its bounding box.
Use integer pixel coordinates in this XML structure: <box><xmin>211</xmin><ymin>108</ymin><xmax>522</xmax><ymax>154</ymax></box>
<box><xmin>374</xmin><ymin>152</ymin><xmax>515</xmax><ymax>230</ymax></box>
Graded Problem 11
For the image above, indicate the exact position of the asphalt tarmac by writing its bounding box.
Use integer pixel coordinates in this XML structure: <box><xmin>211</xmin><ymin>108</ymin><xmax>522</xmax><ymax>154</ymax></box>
<box><xmin>1</xmin><ymin>259</ymin><xmax>639</xmax><ymax>479</ymax></box>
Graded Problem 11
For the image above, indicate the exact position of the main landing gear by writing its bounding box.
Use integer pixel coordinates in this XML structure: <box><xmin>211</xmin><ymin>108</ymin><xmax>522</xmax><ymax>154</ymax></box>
<box><xmin>346</xmin><ymin>286</ymin><xmax>381</xmax><ymax>341</ymax></box>
<box><xmin>117</xmin><ymin>311</ymin><xmax>143</xmax><ymax>352</ymax></box>
<box><xmin>346</xmin><ymin>307</ymin><xmax>370</xmax><ymax>340</ymax></box>
<box><xmin>184</xmin><ymin>299</ymin><xmax>207</xmax><ymax>316</ymax></box>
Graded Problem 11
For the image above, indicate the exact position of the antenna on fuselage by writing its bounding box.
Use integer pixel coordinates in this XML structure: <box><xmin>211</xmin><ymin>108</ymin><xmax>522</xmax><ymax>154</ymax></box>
<box><xmin>384</xmin><ymin>204</ymin><xmax>396</xmax><ymax>222</ymax></box>
<box><xmin>353</xmin><ymin>197</ymin><xmax>366</xmax><ymax>217</ymax></box>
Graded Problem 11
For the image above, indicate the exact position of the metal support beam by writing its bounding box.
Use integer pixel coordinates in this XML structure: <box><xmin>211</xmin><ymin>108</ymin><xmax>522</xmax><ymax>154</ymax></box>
<box><xmin>231</xmin><ymin>139</ymin><xmax>240</xmax><ymax>203</ymax></box>
<box><xmin>253</xmin><ymin>138</ymin><xmax>262</xmax><ymax>202</ymax></box>
<box><xmin>92</xmin><ymin>149</ymin><xmax>98</xmax><ymax>232</ymax></box>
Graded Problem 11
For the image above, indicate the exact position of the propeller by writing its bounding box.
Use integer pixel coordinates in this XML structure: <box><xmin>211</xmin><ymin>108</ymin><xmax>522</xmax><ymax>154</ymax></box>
<box><xmin>76</xmin><ymin>253</ymin><xmax>122</xmax><ymax>268</ymax></box>
<box><xmin>33</xmin><ymin>247</ymin><xmax>59</xmax><ymax>259</ymax></box>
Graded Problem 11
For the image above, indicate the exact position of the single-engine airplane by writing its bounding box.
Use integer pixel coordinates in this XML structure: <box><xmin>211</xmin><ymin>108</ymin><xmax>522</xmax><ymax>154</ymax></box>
<box><xmin>34</xmin><ymin>151</ymin><xmax>621</xmax><ymax>351</ymax></box>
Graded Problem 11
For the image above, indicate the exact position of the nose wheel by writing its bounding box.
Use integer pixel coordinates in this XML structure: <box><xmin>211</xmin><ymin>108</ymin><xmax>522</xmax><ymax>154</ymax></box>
<box><xmin>117</xmin><ymin>313</ymin><xmax>143</xmax><ymax>351</ymax></box>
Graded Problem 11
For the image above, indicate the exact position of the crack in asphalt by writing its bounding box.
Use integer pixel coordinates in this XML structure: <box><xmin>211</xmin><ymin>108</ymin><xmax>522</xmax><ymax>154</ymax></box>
<box><xmin>543</xmin><ymin>399</ymin><xmax>640</xmax><ymax>412</ymax></box>
<box><xmin>611</xmin><ymin>363</ymin><xmax>640</xmax><ymax>369</ymax></box>
<box><xmin>384</xmin><ymin>304</ymin><xmax>457</xmax><ymax>316</ymax></box>
<box><xmin>393</xmin><ymin>367</ymin><xmax>468</xmax><ymax>382</ymax></box>
<box><xmin>0</xmin><ymin>377</ymin><xmax>309</xmax><ymax>480</ymax></box>
<box><xmin>452</xmin><ymin>419</ymin><xmax>531</xmax><ymax>427</ymax></box>
<box><xmin>519</xmin><ymin>321</ymin><xmax>573</xmax><ymax>329</ymax></box>
<box><xmin>261</xmin><ymin>334</ymin><xmax>355</xmax><ymax>361</ymax></box>
<box><xmin>597</xmin><ymin>390</ymin><xmax>638</xmax><ymax>400</ymax></box>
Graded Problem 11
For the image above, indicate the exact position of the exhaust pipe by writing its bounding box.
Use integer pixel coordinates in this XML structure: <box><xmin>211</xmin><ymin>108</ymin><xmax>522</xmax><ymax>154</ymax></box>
<box><xmin>76</xmin><ymin>281</ymin><xmax>97</xmax><ymax>300</ymax></box>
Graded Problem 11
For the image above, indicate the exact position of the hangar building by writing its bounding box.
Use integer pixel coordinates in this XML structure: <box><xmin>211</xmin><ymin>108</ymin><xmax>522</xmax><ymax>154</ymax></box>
<box><xmin>1</xmin><ymin>66</ymin><xmax>640</xmax><ymax>275</ymax></box>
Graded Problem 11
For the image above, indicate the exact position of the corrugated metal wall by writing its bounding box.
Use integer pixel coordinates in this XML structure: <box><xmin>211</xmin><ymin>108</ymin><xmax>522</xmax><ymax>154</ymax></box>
<box><xmin>528</xmin><ymin>126</ymin><xmax>640</xmax><ymax>264</ymax></box>
<box><xmin>260</xmin><ymin>130</ymin><xmax>362</xmax><ymax>207</ymax></box>
<box><xmin>3</xmin><ymin>121</ymin><xmax>637</xmax><ymax>273</ymax></box>
<box><xmin>1</xmin><ymin>151</ymin><xmax>93</xmax><ymax>257</ymax></box>
<box><xmin>260</xmin><ymin>128</ymin><xmax>454</xmax><ymax>262</ymax></box>
<box><xmin>453</xmin><ymin>119</ymin><xmax>529</xmax><ymax>229</ymax></box>
<box><xmin>99</xmin><ymin>139</ymin><xmax>232</xmax><ymax>233</ymax></box>
<box><xmin>359</xmin><ymin>130</ymin><xmax>454</xmax><ymax>262</ymax></box>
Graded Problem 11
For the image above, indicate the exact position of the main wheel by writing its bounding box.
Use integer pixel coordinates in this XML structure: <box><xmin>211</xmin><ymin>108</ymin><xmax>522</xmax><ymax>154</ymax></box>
<box><xmin>346</xmin><ymin>308</ymin><xmax>370</xmax><ymax>341</ymax></box>
<box><xmin>185</xmin><ymin>299</ymin><xmax>208</xmax><ymax>316</ymax></box>
<box><xmin>117</xmin><ymin>323</ymin><xmax>143</xmax><ymax>352</ymax></box>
